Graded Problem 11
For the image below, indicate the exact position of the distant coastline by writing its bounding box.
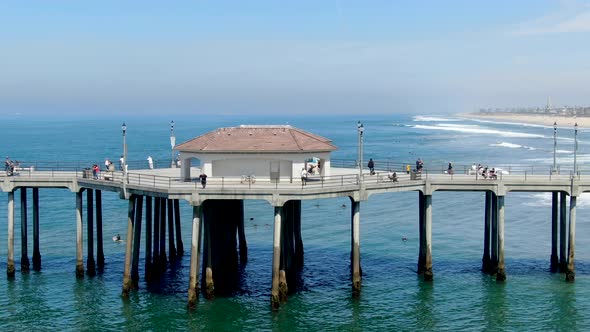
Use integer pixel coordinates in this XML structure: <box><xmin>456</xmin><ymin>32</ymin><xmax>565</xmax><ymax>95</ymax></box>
<box><xmin>457</xmin><ymin>112</ymin><xmax>587</xmax><ymax>128</ymax></box>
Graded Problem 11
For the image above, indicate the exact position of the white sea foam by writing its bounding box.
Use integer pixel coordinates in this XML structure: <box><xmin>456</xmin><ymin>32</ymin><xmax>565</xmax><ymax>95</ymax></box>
<box><xmin>523</xmin><ymin>192</ymin><xmax>590</xmax><ymax>209</ymax></box>
<box><xmin>413</xmin><ymin>116</ymin><xmax>459</xmax><ymax>122</ymax></box>
<box><xmin>414</xmin><ymin>124</ymin><xmax>545</xmax><ymax>138</ymax></box>
<box><xmin>468</xmin><ymin>118</ymin><xmax>551</xmax><ymax>129</ymax></box>
<box><xmin>490</xmin><ymin>142</ymin><xmax>521</xmax><ymax>149</ymax></box>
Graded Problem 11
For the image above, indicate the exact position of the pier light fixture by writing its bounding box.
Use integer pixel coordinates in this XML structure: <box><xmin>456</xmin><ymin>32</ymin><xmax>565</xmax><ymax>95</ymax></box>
<box><xmin>122</xmin><ymin>122</ymin><xmax>127</xmax><ymax>179</ymax></box>
<box><xmin>357</xmin><ymin>121</ymin><xmax>364</xmax><ymax>180</ymax></box>
<box><xmin>170</xmin><ymin>120</ymin><xmax>176</xmax><ymax>168</ymax></box>
<box><xmin>574</xmin><ymin>122</ymin><xmax>578</xmax><ymax>176</ymax></box>
<box><xmin>553</xmin><ymin>122</ymin><xmax>557</xmax><ymax>173</ymax></box>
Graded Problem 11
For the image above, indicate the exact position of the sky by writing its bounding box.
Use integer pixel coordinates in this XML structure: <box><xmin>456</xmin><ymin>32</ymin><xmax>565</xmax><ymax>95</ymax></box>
<box><xmin>1</xmin><ymin>0</ymin><xmax>590</xmax><ymax>116</ymax></box>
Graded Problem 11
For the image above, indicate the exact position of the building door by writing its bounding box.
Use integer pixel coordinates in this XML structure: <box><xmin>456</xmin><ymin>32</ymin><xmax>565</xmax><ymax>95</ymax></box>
<box><xmin>270</xmin><ymin>160</ymin><xmax>280</xmax><ymax>183</ymax></box>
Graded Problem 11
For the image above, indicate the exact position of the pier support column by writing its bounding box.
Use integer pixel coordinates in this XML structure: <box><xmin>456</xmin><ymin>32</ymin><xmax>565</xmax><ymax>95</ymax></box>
<box><xmin>96</xmin><ymin>190</ymin><xmax>105</xmax><ymax>270</ymax></box>
<box><xmin>20</xmin><ymin>188</ymin><xmax>30</xmax><ymax>273</ymax></box>
<box><xmin>167</xmin><ymin>199</ymin><xmax>176</xmax><ymax>261</ymax></box>
<box><xmin>32</xmin><ymin>188</ymin><xmax>41</xmax><ymax>271</ymax></box>
<box><xmin>423</xmin><ymin>194</ymin><xmax>433</xmax><ymax>281</ymax></box>
<box><xmin>159</xmin><ymin>198</ymin><xmax>167</xmax><ymax>269</ymax></box>
<box><xmin>7</xmin><ymin>191</ymin><xmax>15</xmax><ymax>277</ymax></box>
<box><xmin>491</xmin><ymin>193</ymin><xmax>498</xmax><ymax>272</ymax></box>
<box><xmin>496</xmin><ymin>196</ymin><xmax>506</xmax><ymax>281</ymax></box>
<box><xmin>351</xmin><ymin>199</ymin><xmax>361</xmax><ymax>296</ymax></box>
<box><xmin>174</xmin><ymin>199</ymin><xmax>184</xmax><ymax>257</ymax></box>
<box><xmin>153</xmin><ymin>197</ymin><xmax>160</xmax><ymax>274</ymax></box>
<box><xmin>566</xmin><ymin>196</ymin><xmax>577</xmax><ymax>282</ymax></box>
<box><xmin>559</xmin><ymin>192</ymin><xmax>567</xmax><ymax>273</ymax></box>
<box><xmin>293</xmin><ymin>200</ymin><xmax>304</xmax><ymax>268</ymax></box>
<box><xmin>122</xmin><ymin>195</ymin><xmax>136</xmax><ymax>297</ymax></box>
<box><xmin>86</xmin><ymin>189</ymin><xmax>95</xmax><ymax>276</ymax></box>
<box><xmin>131</xmin><ymin>195</ymin><xmax>143</xmax><ymax>287</ymax></box>
<box><xmin>203</xmin><ymin>204</ymin><xmax>214</xmax><ymax>299</ymax></box>
<box><xmin>418</xmin><ymin>191</ymin><xmax>426</xmax><ymax>274</ymax></box>
<box><xmin>550</xmin><ymin>192</ymin><xmax>559</xmax><ymax>272</ymax></box>
<box><xmin>188</xmin><ymin>205</ymin><xmax>203</xmax><ymax>309</ymax></box>
<box><xmin>271</xmin><ymin>206</ymin><xmax>283</xmax><ymax>309</ymax></box>
<box><xmin>75</xmin><ymin>191</ymin><xmax>84</xmax><ymax>277</ymax></box>
<box><xmin>482</xmin><ymin>191</ymin><xmax>491</xmax><ymax>273</ymax></box>
<box><xmin>237</xmin><ymin>200</ymin><xmax>248</xmax><ymax>264</ymax></box>
<box><xmin>145</xmin><ymin>196</ymin><xmax>153</xmax><ymax>279</ymax></box>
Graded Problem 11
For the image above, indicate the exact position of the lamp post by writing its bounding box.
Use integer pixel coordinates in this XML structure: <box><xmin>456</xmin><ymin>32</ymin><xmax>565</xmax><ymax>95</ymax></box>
<box><xmin>122</xmin><ymin>122</ymin><xmax>127</xmax><ymax>179</ymax></box>
<box><xmin>553</xmin><ymin>121</ymin><xmax>557</xmax><ymax>173</ymax></box>
<box><xmin>357</xmin><ymin>121</ymin><xmax>364</xmax><ymax>180</ymax></box>
<box><xmin>170</xmin><ymin>120</ymin><xmax>176</xmax><ymax>168</ymax></box>
<box><xmin>574</xmin><ymin>122</ymin><xmax>578</xmax><ymax>176</ymax></box>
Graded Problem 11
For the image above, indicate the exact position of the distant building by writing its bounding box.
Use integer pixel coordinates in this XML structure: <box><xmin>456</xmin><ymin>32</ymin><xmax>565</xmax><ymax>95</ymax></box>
<box><xmin>174</xmin><ymin>125</ymin><xmax>337</xmax><ymax>182</ymax></box>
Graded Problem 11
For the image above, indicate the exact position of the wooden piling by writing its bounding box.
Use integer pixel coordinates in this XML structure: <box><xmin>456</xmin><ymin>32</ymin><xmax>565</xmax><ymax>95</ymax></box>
<box><xmin>496</xmin><ymin>196</ymin><xmax>506</xmax><ymax>281</ymax></box>
<box><xmin>482</xmin><ymin>191</ymin><xmax>491</xmax><ymax>273</ymax></box>
<box><xmin>20</xmin><ymin>188</ymin><xmax>30</xmax><ymax>273</ymax></box>
<box><xmin>7</xmin><ymin>191</ymin><xmax>15</xmax><ymax>277</ymax></box>
<box><xmin>351</xmin><ymin>199</ymin><xmax>361</xmax><ymax>297</ymax></box>
<box><xmin>167</xmin><ymin>199</ymin><xmax>176</xmax><ymax>261</ymax></box>
<box><xmin>131</xmin><ymin>195</ymin><xmax>143</xmax><ymax>286</ymax></box>
<box><xmin>271</xmin><ymin>206</ymin><xmax>283</xmax><ymax>308</ymax></box>
<box><xmin>188</xmin><ymin>205</ymin><xmax>202</xmax><ymax>309</ymax></box>
<box><xmin>559</xmin><ymin>192</ymin><xmax>567</xmax><ymax>273</ymax></box>
<box><xmin>32</xmin><ymin>188</ymin><xmax>41</xmax><ymax>271</ymax></box>
<box><xmin>96</xmin><ymin>190</ymin><xmax>104</xmax><ymax>270</ymax></box>
<box><xmin>566</xmin><ymin>195</ymin><xmax>576</xmax><ymax>282</ymax></box>
<box><xmin>75</xmin><ymin>191</ymin><xmax>84</xmax><ymax>277</ymax></box>
<box><xmin>174</xmin><ymin>199</ymin><xmax>184</xmax><ymax>257</ymax></box>
<box><xmin>550</xmin><ymin>192</ymin><xmax>559</xmax><ymax>272</ymax></box>
<box><xmin>145</xmin><ymin>196</ymin><xmax>153</xmax><ymax>279</ymax></box>
<box><xmin>86</xmin><ymin>189</ymin><xmax>95</xmax><ymax>276</ymax></box>
<box><xmin>122</xmin><ymin>195</ymin><xmax>136</xmax><ymax>296</ymax></box>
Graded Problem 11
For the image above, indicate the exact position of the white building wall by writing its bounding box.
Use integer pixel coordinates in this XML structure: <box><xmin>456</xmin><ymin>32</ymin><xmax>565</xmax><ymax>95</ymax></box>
<box><xmin>178</xmin><ymin>151</ymin><xmax>331</xmax><ymax>181</ymax></box>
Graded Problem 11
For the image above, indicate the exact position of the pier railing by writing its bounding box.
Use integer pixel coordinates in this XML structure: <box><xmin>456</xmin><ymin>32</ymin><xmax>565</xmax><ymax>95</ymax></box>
<box><xmin>2</xmin><ymin>159</ymin><xmax>588</xmax><ymax>191</ymax></box>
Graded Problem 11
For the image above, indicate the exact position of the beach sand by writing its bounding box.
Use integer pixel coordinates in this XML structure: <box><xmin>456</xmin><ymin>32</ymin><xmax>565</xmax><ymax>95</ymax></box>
<box><xmin>457</xmin><ymin>113</ymin><xmax>587</xmax><ymax>128</ymax></box>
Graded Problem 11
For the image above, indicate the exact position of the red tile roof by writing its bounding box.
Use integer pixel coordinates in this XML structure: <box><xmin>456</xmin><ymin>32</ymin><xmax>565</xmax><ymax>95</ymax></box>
<box><xmin>175</xmin><ymin>125</ymin><xmax>337</xmax><ymax>153</ymax></box>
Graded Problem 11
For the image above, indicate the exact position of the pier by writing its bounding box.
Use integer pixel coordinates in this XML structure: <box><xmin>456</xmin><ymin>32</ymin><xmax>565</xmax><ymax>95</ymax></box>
<box><xmin>1</xmin><ymin>161</ymin><xmax>586</xmax><ymax>308</ymax></box>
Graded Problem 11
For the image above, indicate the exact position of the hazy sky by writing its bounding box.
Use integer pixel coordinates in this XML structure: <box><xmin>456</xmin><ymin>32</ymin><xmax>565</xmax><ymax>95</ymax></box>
<box><xmin>1</xmin><ymin>0</ymin><xmax>589</xmax><ymax>116</ymax></box>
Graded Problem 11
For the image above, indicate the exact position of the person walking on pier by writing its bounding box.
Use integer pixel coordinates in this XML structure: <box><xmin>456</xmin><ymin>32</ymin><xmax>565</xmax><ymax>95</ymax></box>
<box><xmin>406</xmin><ymin>164</ymin><xmax>411</xmax><ymax>174</ymax></box>
<box><xmin>199</xmin><ymin>173</ymin><xmax>207</xmax><ymax>188</ymax></box>
<box><xmin>147</xmin><ymin>156</ymin><xmax>154</xmax><ymax>170</ymax></box>
<box><xmin>300</xmin><ymin>168</ymin><xmax>308</xmax><ymax>185</ymax></box>
<box><xmin>368</xmin><ymin>158</ymin><xmax>375</xmax><ymax>175</ymax></box>
<box><xmin>119</xmin><ymin>156</ymin><xmax>125</xmax><ymax>171</ymax></box>
<box><xmin>447</xmin><ymin>162</ymin><xmax>453</xmax><ymax>175</ymax></box>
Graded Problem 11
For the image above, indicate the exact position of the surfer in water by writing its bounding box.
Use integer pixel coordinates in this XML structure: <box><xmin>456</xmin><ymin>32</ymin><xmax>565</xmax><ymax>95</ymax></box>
<box><xmin>113</xmin><ymin>233</ymin><xmax>122</xmax><ymax>242</ymax></box>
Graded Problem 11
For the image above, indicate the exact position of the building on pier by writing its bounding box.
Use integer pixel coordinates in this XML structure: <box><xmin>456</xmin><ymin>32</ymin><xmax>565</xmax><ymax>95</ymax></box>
<box><xmin>174</xmin><ymin>125</ymin><xmax>337</xmax><ymax>182</ymax></box>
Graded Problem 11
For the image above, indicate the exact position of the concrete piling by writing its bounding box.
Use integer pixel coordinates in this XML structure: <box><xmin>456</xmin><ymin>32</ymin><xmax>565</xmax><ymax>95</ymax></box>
<box><xmin>75</xmin><ymin>191</ymin><xmax>84</xmax><ymax>277</ymax></box>
<box><xmin>7</xmin><ymin>191</ymin><xmax>15</xmax><ymax>277</ymax></box>
<box><xmin>145</xmin><ymin>196</ymin><xmax>153</xmax><ymax>279</ymax></box>
<box><xmin>122</xmin><ymin>195</ymin><xmax>136</xmax><ymax>297</ymax></box>
<box><xmin>20</xmin><ymin>188</ymin><xmax>30</xmax><ymax>273</ymax></box>
<box><xmin>293</xmin><ymin>200</ymin><xmax>304</xmax><ymax>268</ymax></box>
<box><xmin>188</xmin><ymin>205</ymin><xmax>202</xmax><ymax>309</ymax></box>
<box><xmin>237</xmin><ymin>201</ymin><xmax>247</xmax><ymax>264</ymax></box>
<box><xmin>418</xmin><ymin>191</ymin><xmax>425</xmax><ymax>274</ymax></box>
<box><xmin>482</xmin><ymin>191</ymin><xmax>491</xmax><ymax>273</ymax></box>
<box><xmin>271</xmin><ymin>206</ymin><xmax>283</xmax><ymax>308</ymax></box>
<box><xmin>167</xmin><ymin>199</ymin><xmax>176</xmax><ymax>261</ymax></box>
<box><xmin>32</xmin><ymin>188</ymin><xmax>41</xmax><ymax>271</ymax></box>
<box><xmin>203</xmin><ymin>204</ymin><xmax>214</xmax><ymax>299</ymax></box>
<box><xmin>131</xmin><ymin>195</ymin><xmax>143</xmax><ymax>286</ymax></box>
<box><xmin>491</xmin><ymin>193</ymin><xmax>498</xmax><ymax>272</ymax></box>
<box><xmin>423</xmin><ymin>194</ymin><xmax>433</xmax><ymax>281</ymax></box>
<box><xmin>559</xmin><ymin>192</ymin><xmax>567</xmax><ymax>273</ymax></box>
<box><xmin>566</xmin><ymin>195</ymin><xmax>577</xmax><ymax>282</ymax></box>
<box><xmin>174</xmin><ymin>199</ymin><xmax>184</xmax><ymax>257</ymax></box>
<box><xmin>351</xmin><ymin>199</ymin><xmax>361</xmax><ymax>296</ymax></box>
<box><xmin>86</xmin><ymin>189</ymin><xmax>95</xmax><ymax>276</ymax></box>
<box><xmin>496</xmin><ymin>196</ymin><xmax>506</xmax><ymax>281</ymax></box>
<box><xmin>96</xmin><ymin>190</ymin><xmax>105</xmax><ymax>270</ymax></box>
<box><xmin>153</xmin><ymin>197</ymin><xmax>161</xmax><ymax>273</ymax></box>
<box><xmin>550</xmin><ymin>192</ymin><xmax>559</xmax><ymax>272</ymax></box>
<box><xmin>159</xmin><ymin>197</ymin><xmax>167</xmax><ymax>269</ymax></box>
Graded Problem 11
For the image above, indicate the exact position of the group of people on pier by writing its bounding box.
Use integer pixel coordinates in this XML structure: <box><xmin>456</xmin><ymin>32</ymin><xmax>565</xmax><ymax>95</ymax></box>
<box><xmin>472</xmin><ymin>164</ymin><xmax>498</xmax><ymax>180</ymax></box>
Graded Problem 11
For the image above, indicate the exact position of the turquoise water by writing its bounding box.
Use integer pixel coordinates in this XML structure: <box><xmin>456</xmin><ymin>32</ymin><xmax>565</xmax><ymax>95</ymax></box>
<box><xmin>1</xmin><ymin>114</ymin><xmax>590</xmax><ymax>330</ymax></box>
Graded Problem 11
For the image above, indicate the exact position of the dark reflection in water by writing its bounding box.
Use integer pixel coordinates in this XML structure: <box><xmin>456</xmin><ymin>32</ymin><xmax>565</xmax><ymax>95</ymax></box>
<box><xmin>412</xmin><ymin>280</ymin><xmax>436</xmax><ymax>330</ymax></box>
<box><xmin>482</xmin><ymin>276</ymin><xmax>507</xmax><ymax>330</ymax></box>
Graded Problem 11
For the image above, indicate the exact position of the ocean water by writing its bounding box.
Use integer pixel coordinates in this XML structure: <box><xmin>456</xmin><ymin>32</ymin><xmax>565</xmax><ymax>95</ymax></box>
<box><xmin>1</xmin><ymin>113</ymin><xmax>590</xmax><ymax>331</ymax></box>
